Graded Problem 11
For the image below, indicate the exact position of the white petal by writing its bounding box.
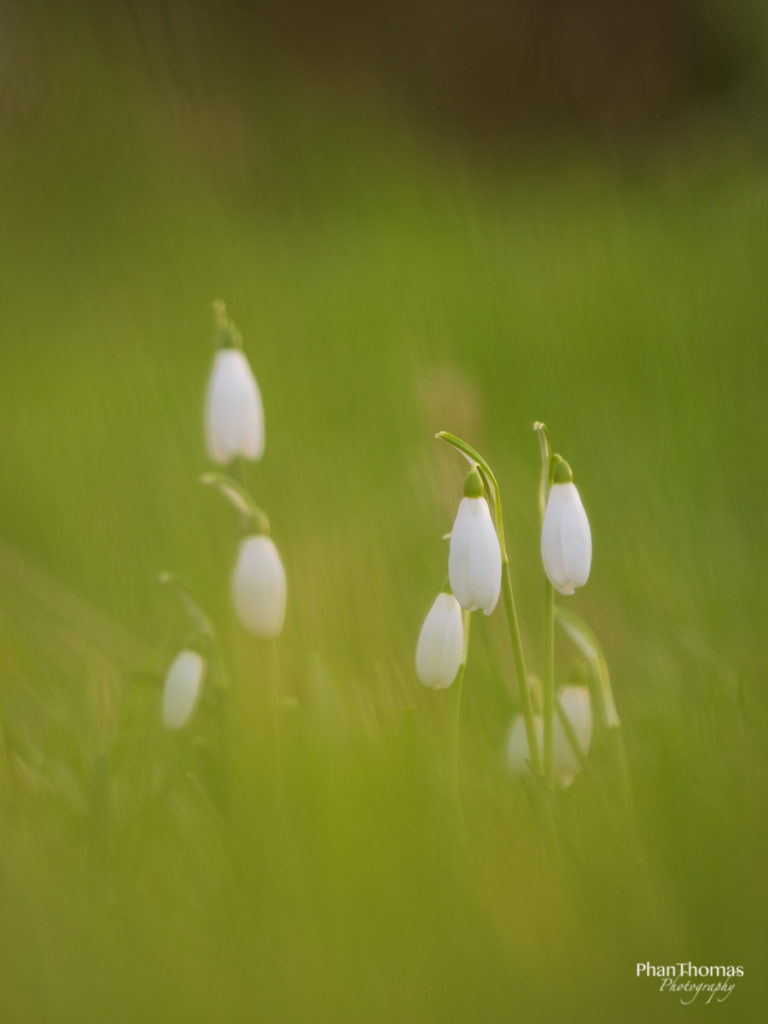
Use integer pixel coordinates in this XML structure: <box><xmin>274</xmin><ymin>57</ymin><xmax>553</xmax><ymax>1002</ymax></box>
<box><xmin>553</xmin><ymin>685</ymin><xmax>593</xmax><ymax>783</ymax></box>
<box><xmin>238</xmin><ymin>371</ymin><xmax>265</xmax><ymax>460</ymax></box>
<box><xmin>415</xmin><ymin>592</ymin><xmax>464</xmax><ymax>689</ymax></box>
<box><xmin>232</xmin><ymin>535</ymin><xmax>287</xmax><ymax>637</ymax></box>
<box><xmin>448</xmin><ymin>498</ymin><xmax>475</xmax><ymax>610</ymax></box>
<box><xmin>162</xmin><ymin>650</ymin><xmax>205</xmax><ymax>730</ymax></box>
<box><xmin>506</xmin><ymin>714</ymin><xmax>543</xmax><ymax>777</ymax></box>
<box><xmin>449</xmin><ymin>497</ymin><xmax>501</xmax><ymax>614</ymax></box>
<box><xmin>204</xmin><ymin>349</ymin><xmax>265</xmax><ymax>464</ymax></box>
<box><xmin>559</xmin><ymin>483</ymin><xmax>591</xmax><ymax>589</ymax></box>
<box><xmin>467</xmin><ymin>498</ymin><xmax>502</xmax><ymax>615</ymax></box>
<box><xmin>541</xmin><ymin>485</ymin><xmax>568</xmax><ymax>591</ymax></box>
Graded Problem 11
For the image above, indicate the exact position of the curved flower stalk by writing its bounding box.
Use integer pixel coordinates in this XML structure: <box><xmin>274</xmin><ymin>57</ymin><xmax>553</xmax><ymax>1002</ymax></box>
<box><xmin>416</xmin><ymin>592</ymin><xmax>464</xmax><ymax>689</ymax></box>
<box><xmin>201</xmin><ymin>471</ymin><xmax>287</xmax><ymax>638</ymax></box>
<box><xmin>448</xmin><ymin>468</ymin><xmax>502</xmax><ymax>615</ymax></box>
<box><xmin>162</xmin><ymin>649</ymin><xmax>206</xmax><ymax>730</ymax></box>
<box><xmin>541</xmin><ymin>457</ymin><xmax>592</xmax><ymax>596</ymax></box>
<box><xmin>205</xmin><ymin>301</ymin><xmax>265</xmax><ymax>464</ymax></box>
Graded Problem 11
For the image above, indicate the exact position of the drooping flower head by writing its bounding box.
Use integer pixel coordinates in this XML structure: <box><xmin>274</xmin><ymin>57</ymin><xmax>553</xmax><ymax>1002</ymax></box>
<box><xmin>162</xmin><ymin>648</ymin><xmax>206</xmax><ymax>731</ymax></box>
<box><xmin>231</xmin><ymin>513</ymin><xmax>287</xmax><ymax>638</ymax></box>
<box><xmin>448</xmin><ymin>467</ymin><xmax>502</xmax><ymax>615</ymax></box>
<box><xmin>552</xmin><ymin>684</ymin><xmax>593</xmax><ymax>787</ymax></box>
<box><xmin>507</xmin><ymin>684</ymin><xmax>593</xmax><ymax>786</ymax></box>
<box><xmin>506</xmin><ymin>713</ymin><xmax>544</xmax><ymax>777</ymax></box>
<box><xmin>204</xmin><ymin>301</ymin><xmax>265</xmax><ymax>464</ymax></box>
<box><xmin>540</xmin><ymin>456</ymin><xmax>592</xmax><ymax>596</ymax></box>
<box><xmin>415</xmin><ymin>591</ymin><xmax>464</xmax><ymax>689</ymax></box>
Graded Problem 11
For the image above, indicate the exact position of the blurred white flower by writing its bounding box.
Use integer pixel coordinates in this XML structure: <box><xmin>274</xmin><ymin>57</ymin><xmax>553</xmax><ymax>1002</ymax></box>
<box><xmin>205</xmin><ymin>348</ymin><xmax>265</xmax><ymax>464</ymax></box>
<box><xmin>232</xmin><ymin>534</ymin><xmax>286</xmax><ymax>637</ymax></box>
<box><xmin>162</xmin><ymin>649</ymin><xmax>206</xmax><ymax>731</ymax></box>
<box><xmin>553</xmin><ymin>684</ymin><xmax>593</xmax><ymax>786</ymax></box>
<box><xmin>415</xmin><ymin>592</ymin><xmax>464</xmax><ymax>689</ymax></box>
<box><xmin>448</xmin><ymin>471</ymin><xmax>502</xmax><ymax>615</ymax></box>
<box><xmin>541</xmin><ymin>473</ymin><xmax>591</xmax><ymax>595</ymax></box>
<box><xmin>505</xmin><ymin>714</ymin><xmax>543</xmax><ymax>777</ymax></box>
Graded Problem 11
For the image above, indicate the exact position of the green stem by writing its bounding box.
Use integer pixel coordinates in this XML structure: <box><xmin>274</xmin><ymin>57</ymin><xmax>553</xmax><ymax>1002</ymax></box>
<box><xmin>450</xmin><ymin>609</ymin><xmax>472</xmax><ymax>804</ymax></box>
<box><xmin>199</xmin><ymin>471</ymin><xmax>270</xmax><ymax>534</ymax></box>
<box><xmin>158</xmin><ymin>572</ymin><xmax>215</xmax><ymax>643</ymax></box>
<box><xmin>448</xmin><ymin>610</ymin><xmax>473</xmax><ymax>802</ymax></box>
<box><xmin>543</xmin><ymin>580</ymin><xmax>555</xmax><ymax>786</ymax></box>
<box><xmin>533</xmin><ymin>421</ymin><xmax>552</xmax><ymax>520</ymax></box>
<box><xmin>501</xmin><ymin>562</ymin><xmax>541</xmax><ymax>774</ymax></box>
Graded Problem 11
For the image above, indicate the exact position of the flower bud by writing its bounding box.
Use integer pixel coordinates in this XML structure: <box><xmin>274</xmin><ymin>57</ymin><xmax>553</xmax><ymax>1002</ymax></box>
<box><xmin>204</xmin><ymin>348</ymin><xmax>265</xmax><ymax>464</ymax></box>
<box><xmin>415</xmin><ymin>592</ymin><xmax>464</xmax><ymax>689</ymax></box>
<box><xmin>162</xmin><ymin>649</ymin><xmax>206</xmax><ymax>730</ymax></box>
<box><xmin>505</xmin><ymin>714</ymin><xmax>543</xmax><ymax>776</ymax></box>
<box><xmin>540</xmin><ymin>469</ymin><xmax>591</xmax><ymax>595</ymax></box>
<box><xmin>448</xmin><ymin>489</ymin><xmax>502</xmax><ymax>616</ymax></box>
<box><xmin>553</xmin><ymin>685</ymin><xmax>593</xmax><ymax>786</ymax></box>
<box><xmin>232</xmin><ymin>534</ymin><xmax>287</xmax><ymax>637</ymax></box>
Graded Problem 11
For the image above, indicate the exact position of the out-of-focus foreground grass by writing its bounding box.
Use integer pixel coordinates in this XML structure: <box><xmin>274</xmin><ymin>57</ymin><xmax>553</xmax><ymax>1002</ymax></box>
<box><xmin>1</xmin><ymin>15</ymin><xmax>767</xmax><ymax>1024</ymax></box>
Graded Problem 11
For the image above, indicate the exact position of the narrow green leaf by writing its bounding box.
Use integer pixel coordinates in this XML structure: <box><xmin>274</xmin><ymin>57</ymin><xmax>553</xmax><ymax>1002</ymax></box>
<box><xmin>555</xmin><ymin>606</ymin><xmax>620</xmax><ymax>729</ymax></box>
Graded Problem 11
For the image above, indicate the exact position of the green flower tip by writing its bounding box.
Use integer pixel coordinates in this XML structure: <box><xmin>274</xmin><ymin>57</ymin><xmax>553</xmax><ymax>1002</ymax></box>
<box><xmin>568</xmin><ymin>659</ymin><xmax>590</xmax><ymax>687</ymax></box>
<box><xmin>463</xmin><ymin>467</ymin><xmax>485</xmax><ymax>498</ymax></box>
<box><xmin>246</xmin><ymin>507</ymin><xmax>271</xmax><ymax>537</ymax></box>
<box><xmin>212</xmin><ymin>299</ymin><xmax>242</xmax><ymax>349</ymax></box>
<box><xmin>184</xmin><ymin>633</ymin><xmax>212</xmax><ymax>658</ymax></box>
<box><xmin>551</xmin><ymin>454</ymin><xmax>573</xmax><ymax>485</ymax></box>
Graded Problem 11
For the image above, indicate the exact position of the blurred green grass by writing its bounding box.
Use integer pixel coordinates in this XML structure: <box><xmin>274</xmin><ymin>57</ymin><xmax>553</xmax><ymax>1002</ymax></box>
<box><xmin>1</xmin><ymin>26</ymin><xmax>767</xmax><ymax>1023</ymax></box>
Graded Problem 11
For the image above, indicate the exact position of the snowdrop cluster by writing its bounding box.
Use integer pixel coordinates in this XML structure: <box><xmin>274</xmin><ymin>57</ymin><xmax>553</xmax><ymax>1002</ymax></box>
<box><xmin>160</xmin><ymin>302</ymin><xmax>287</xmax><ymax>731</ymax></box>
<box><xmin>417</xmin><ymin>426</ymin><xmax>606</xmax><ymax>799</ymax></box>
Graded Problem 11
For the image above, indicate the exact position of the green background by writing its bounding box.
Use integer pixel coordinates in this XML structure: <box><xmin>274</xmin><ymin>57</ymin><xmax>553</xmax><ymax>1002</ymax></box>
<box><xmin>1</xmin><ymin>5</ymin><xmax>766</xmax><ymax>1021</ymax></box>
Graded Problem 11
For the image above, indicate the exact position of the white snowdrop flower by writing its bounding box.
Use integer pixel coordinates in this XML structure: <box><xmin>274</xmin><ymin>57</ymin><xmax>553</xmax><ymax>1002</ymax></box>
<box><xmin>448</xmin><ymin>468</ymin><xmax>502</xmax><ymax>615</ymax></box>
<box><xmin>232</xmin><ymin>534</ymin><xmax>287</xmax><ymax>637</ymax></box>
<box><xmin>415</xmin><ymin>592</ymin><xmax>464</xmax><ymax>690</ymax></box>
<box><xmin>553</xmin><ymin>685</ymin><xmax>593</xmax><ymax>787</ymax></box>
<box><xmin>162</xmin><ymin>649</ymin><xmax>206</xmax><ymax>731</ymax></box>
<box><xmin>540</xmin><ymin>457</ymin><xmax>591</xmax><ymax>596</ymax></box>
<box><xmin>205</xmin><ymin>347</ymin><xmax>265</xmax><ymax>464</ymax></box>
<box><xmin>506</xmin><ymin>714</ymin><xmax>543</xmax><ymax>777</ymax></box>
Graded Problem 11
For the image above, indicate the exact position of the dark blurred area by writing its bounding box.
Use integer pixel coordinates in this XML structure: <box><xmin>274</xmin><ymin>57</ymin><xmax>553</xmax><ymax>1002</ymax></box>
<box><xmin>2</xmin><ymin>0</ymin><xmax>767</xmax><ymax>148</ymax></box>
<box><xmin>242</xmin><ymin>0</ymin><xmax>761</xmax><ymax>135</ymax></box>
